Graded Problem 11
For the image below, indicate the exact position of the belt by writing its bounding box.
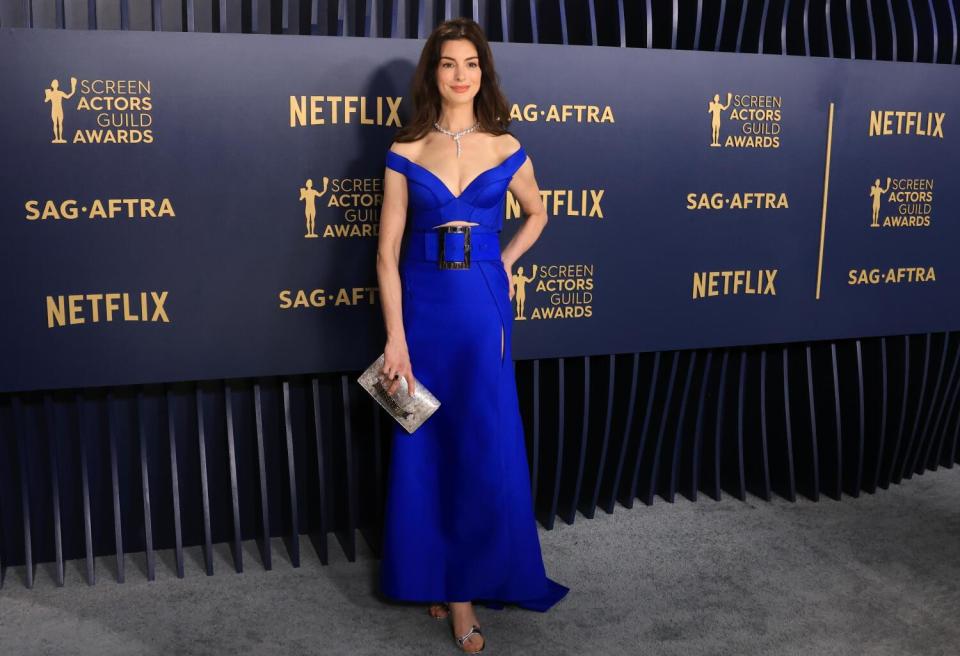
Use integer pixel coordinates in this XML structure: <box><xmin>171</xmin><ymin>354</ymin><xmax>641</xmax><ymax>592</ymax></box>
<box><xmin>407</xmin><ymin>225</ymin><xmax>501</xmax><ymax>269</ymax></box>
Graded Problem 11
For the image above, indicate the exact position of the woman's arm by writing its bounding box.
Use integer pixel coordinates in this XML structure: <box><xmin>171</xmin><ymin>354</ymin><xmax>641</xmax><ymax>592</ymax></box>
<box><xmin>501</xmin><ymin>155</ymin><xmax>549</xmax><ymax>276</ymax></box>
<box><xmin>376</xmin><ymin>150</ymin><xmax>415</xmax><ymax>394</ymax></box>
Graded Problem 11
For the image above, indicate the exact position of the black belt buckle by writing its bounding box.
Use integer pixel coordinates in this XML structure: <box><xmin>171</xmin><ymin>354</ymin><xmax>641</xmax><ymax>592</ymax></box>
<box><xmin>436</xmin><ymin>225</ymin><xmax>471</xmax><ymax>269</ymax></box>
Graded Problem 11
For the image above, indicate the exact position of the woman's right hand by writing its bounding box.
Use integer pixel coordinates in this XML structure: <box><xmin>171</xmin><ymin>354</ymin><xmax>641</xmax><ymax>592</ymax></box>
<box><xmin>382</xmin><ymin>339</ymin><xmax>415</xmax><ymax>396</ymax></box>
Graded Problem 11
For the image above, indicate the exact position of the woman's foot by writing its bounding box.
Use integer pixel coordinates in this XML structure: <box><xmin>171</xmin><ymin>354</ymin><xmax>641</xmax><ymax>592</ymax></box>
<box><xmin>448</xmin><ymin>601</ymin><xmax>485</xmax><ymax>653</ymax></box>
<box><xmin>427</xmin><ymin>602</ymin><xmax>449</xmax><ymax>619</ymax></box>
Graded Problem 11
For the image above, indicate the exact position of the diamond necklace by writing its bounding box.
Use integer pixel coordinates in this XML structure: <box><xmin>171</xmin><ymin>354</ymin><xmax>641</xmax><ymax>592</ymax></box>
<box><xmin>433</xmin><ymin>120</ymin><xmax>480</xmax><ymax>158</ymax></box>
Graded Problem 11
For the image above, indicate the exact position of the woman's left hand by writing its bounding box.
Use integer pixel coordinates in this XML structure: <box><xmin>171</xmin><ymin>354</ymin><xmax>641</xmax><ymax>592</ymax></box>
<box><xmin>502</xmin><ymin>260</ymin><xmax>514</xmax><ymax>300</ymax></box>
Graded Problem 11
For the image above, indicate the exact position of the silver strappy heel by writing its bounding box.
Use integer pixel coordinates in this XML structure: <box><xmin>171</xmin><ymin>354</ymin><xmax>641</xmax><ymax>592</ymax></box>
<box><xmin>453</xmin><ymin>623</ymin><xmax>485</xmax><ymax>653</ymax></box>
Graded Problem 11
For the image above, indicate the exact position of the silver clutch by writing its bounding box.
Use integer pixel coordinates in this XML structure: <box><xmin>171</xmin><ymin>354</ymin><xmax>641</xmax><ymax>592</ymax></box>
<box><xmin>357</xmin><ymin>353</ymin><xmax>440</xmax><ymax>434</ymax></box>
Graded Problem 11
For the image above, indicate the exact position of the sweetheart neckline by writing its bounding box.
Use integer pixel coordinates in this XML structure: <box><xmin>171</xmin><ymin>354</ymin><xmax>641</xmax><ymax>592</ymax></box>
<box><xmin>388</xmin><ymin>146</ymin><xmax>525</xmax><ymax>200</ymax></box>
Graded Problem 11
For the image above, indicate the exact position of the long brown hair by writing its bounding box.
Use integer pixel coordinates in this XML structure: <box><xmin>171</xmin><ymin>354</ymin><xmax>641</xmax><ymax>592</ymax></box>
<box><xmin>392</xmin><ymin>18</ymin><xmax>512</xmax><ymax>143</ymax></box>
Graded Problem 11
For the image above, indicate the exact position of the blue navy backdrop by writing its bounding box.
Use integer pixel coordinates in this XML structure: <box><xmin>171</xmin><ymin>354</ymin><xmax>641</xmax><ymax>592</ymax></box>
<box><xmin>1</xmin><ymin>28</ymin><xmax>958</xmax><ymax>391</ymax></box>
<box><xmin>0</xmin><ymin>1</ymin><xmax>959</xmax><ymax>590</ymax></box>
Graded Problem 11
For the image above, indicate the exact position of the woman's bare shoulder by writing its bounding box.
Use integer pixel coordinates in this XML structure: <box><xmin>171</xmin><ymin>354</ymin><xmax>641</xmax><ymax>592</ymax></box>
<box><xmin>496</xmin><ymin>132</ymin><xmax>522</xmax><ymax>154</ymax></box>
<box><xmin>389</xmin><ymin>138</ymin><xmax>425</xmax><ymax>159</ymax></box>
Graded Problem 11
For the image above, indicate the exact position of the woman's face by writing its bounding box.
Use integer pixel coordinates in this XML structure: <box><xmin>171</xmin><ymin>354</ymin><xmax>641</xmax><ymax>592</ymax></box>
<box><xmin>435</xmin><ymin>38</ymin><xmax>481</xmax><ymax>106</ymax></box>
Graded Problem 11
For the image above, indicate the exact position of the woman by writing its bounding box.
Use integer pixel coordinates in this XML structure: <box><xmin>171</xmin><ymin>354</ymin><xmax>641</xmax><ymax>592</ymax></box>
<box><xmin>376</xmin><ymin>18</ymin><xmax>569</xmax><ymax>653</ymax></box>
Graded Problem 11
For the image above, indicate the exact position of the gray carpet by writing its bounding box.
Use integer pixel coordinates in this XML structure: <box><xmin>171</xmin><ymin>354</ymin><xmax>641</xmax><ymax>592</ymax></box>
<box><xmin>2</xmin><ymin>467</ymin><xmax>959</xmax><ymax>656</ymax></box>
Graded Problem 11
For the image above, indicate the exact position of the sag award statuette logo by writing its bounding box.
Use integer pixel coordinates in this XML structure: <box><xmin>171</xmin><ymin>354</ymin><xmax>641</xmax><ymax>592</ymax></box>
<box><xmin>707</xmin><ymin>92</ymin><xmax>782</xmax><ymax>148</ymax></box>
<box><xmin>708</xmin><ymin>92</ymin><xmax>732</xmax><ymax>147</ymax></box>
<box><xmin>869</xmin><ymin>177</ymin><xmax>892</xmax><ymax>227</ymax></box>
<box><xmin>295</xmin><ymin>171</ymin><xmax>383</xmax><ymax>239</ymax></box>
<box><xmin>511</xmin><ymin>265</ymin><xmax>538</xmax><ymax>320</ymax></box>
<box><xmin>42</xmin><ymin>76</ymin><xmax>154</xmax><ymax>144</ymax></box>
<box><xmin>44</xmin><ymin>77</ymin><xmax>78</xmax><ymax>143</ymax></box>
<box><xmin>511</xmin><ymin>263</ymin><xmax>594</xmax><ymax>320</ymax></box>
<box><xmin>299</xmin><ymin>177</ymin><xmax>330</xmax><ymax>238</ymax></box>
<box><xmin>868</xmin><ymin>177</ymin><xmax>933</xmax><ymax>228</ymax></box>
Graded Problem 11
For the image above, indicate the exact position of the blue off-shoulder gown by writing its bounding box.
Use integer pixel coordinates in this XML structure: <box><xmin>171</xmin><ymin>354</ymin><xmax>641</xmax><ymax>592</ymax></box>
<box><xmin>379</xmin><ymin>142</ymin><xmax>570</xmax><ymax>612</ymax></box>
